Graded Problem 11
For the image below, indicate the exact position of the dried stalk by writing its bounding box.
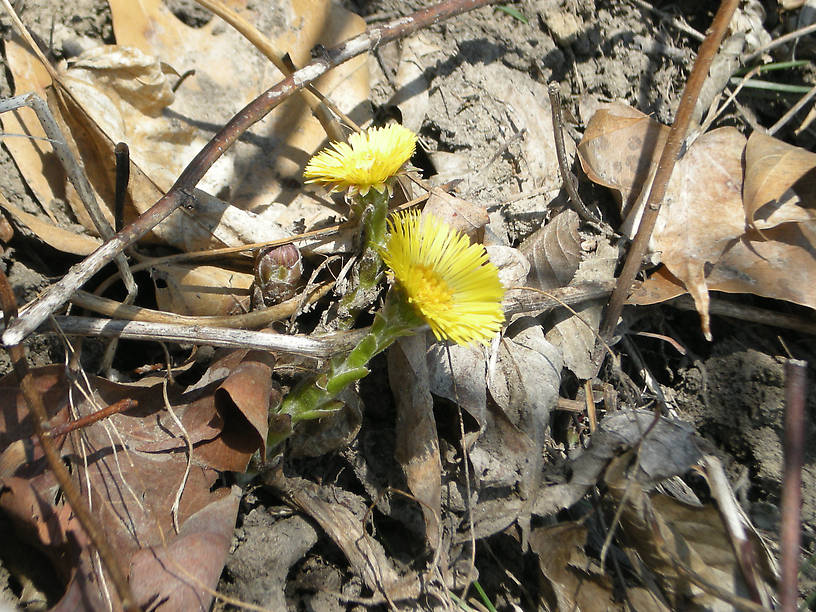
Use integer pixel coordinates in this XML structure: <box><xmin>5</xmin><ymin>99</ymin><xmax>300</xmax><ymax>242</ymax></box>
<box><xmin>781</xmin><ymin>359</ymin><xmax>807</xmax><ymax>612</ymax></box>
<box><xmin>667</xmin><ymin>295</ymin><xmax>816</xmax><ymax>336</ymax></box>
<box><xmin>47</xmin><ymin>315</ymin><xmax>352</xmax><ymax>358</ymax></box>
<box><xmin>42</xmin><ymin>398</ymin><xmax>137</xmax><ymax>441</ymax></box>
<box><xmin>2</xmin><ymin>0</ymin><xmax>500</xmax><ymax>346</ymax></box>
<box><xmin>69</xmin><ymin>284</ymin><xmax>333</xmax><ymax>327</ymax></box>
<box><xmin>22</xmin><ymin>283</ymin><xmax>616</xmax><ymax>358</ymax></box>
<box><xmin>547</xmin><ymin>83</ymin><xmax>603</xmax><ymax>226</ymax></box>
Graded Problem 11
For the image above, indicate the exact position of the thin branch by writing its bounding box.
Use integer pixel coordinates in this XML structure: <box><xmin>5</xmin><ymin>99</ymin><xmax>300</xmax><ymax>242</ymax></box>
<box><xmin>743</xmin><ymin>22</ymin><xmax>816</xmax><ymax>65</ymax></box>
<box><xmin>768</xmin><ymin>82</ymin><xmax>816</xmax><ymax>135</ymax></box>
<box><xmin>42</xmin><ymin>398</ymin><xmax>137</xmax><ymax>440</ymax></box>
<box><xmin>0</xmin><ymin>94</ymin><xmax>138</xmax><ymax>304</ymax></box>
<box><xmin>629</xmin><ymin>0</ymin><xmax>705</xmax><ymax>41</ymax></box>
<box><xmin>547</xmin><ymin>83</ymin><xmax>609</xmax><ymax>230</ymax></box>
<box><xmin>2</xmin><ymin>0</ymin><xmax>500</xmax><ymax>346</ymax></box>
<box><xmin>667</xmin><ymin>294</ymin><xmax>816</xmax><ymax>336</ymax></box>
<box><xmin>68</xmin><ymin>283</ymin><xmax>332</xmax><ymax>327</ymax></box>
<box><xmin>46</xmin><ymin>315</ymin><xmax>352</xmax><ymax>358</ymax></box>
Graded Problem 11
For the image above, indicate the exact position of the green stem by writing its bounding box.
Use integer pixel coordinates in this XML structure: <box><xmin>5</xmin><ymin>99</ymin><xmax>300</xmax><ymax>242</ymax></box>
<box><xmin>267</xmin><ymin>292</ymin><xmax>421</xmax><ymax>455</ymax></box>
<box><xmin>338</xmin><ymin>187</ymin><xmax>392</xmax><ymax>327</ymax></box>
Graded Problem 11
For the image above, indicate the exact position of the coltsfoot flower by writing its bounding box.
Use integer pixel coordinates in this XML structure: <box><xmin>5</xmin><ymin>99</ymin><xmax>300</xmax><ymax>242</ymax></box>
<box><xmin>381</xmin><ymin>211</ymin><xmax>505</xmax><ymax>346</ymax></box>
<box><xmin>303</xmin><ymin>124</ymin><xmax>417</xmax><ymax>196</ymax></box>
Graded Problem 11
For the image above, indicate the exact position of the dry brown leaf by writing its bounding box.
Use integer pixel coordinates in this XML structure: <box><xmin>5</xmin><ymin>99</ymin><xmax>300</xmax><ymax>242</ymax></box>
<box><xmin>152</xmin><ymin>263</ymin><xmax>254</xmax><ymax>317</ymax></box>
<box><xmin>652</xmin><ymin>127</ymin><xmax>746</xmax><ymax>338</ymax></box>
<box><xmin>519</xmin><ymin>209</ymin><xmax>616</xmax><ymax>378</ymax></box>
<box><xmin>388</xmin><ymin>334</ymin><xmax>443</xmax><ymax>551</ymax></box>
<box><xmin>2</xmin><ymin>37</ymin><xmax>165</xmax><ymax>236</ymax></box>
<box><xmin>520</xmin><ymin>208</ymin><xmax>582</xmax><ymax>289</ymax></box>
<box><xmin>632</xmin><ymin>224</ymin><xmax>816</xmax><ymax>312</ymax></box>
<box><xmin>0</xmin><ymin>191</ymin><xmax>101</xmax><ymax>255</ymax></box>
<box><xmin>577</xmin><ymin>101</ymin><xmax>669</xmax><ymax>237</ymax></box>
<box><xmin>110</xmin><ymin>0</ymin><xmax>369</xmax><ymax>205</ymax></box>
<box><xmin>489</xmin><ymin>324</ymin><xmax>561</xmax><ymax>452</ymax></box>
<box><xmin>1</xmin><ymin>36</ymin><xmax>63</xmax><ymax>225</ymax></box>
<box><xmin>744</xmin><ymin>131</ymin><xmax>816</xmax><ymax>229</ymax></box>
<box><xmin>0</xmin><ymin>347</ymin><xmax>280</xmax><ymax>607</ymax></box>
<box><xmin>0</xmin><ymin>365</ymin><xmax>266</xmax><ymax>608</ymax></box>
<box><xmin>580</xmin><ymin>102</ymin><xmax>816</xmax><ymax>337</ymax></box>
<box><xmin>628</xmin><ymin>266</ymin><xmax>687</xmax><ymax>305</ymax></box>
<box><xmin>206</xmin><ymin>349</ymin><xmax>279</xmax><ymax>465</ymax></box>
<box><xmin>389</xmin><ymin>34</ymin><xmax>438</xmax><ymax>133</ymax></box>
<box><xmin>605</xmin><ymin>451</ymin><xmax>776</xmax><ymax>611</ymax></box>
<box><xmin>530</xmin><ymin>521</ymin><xmax>619</xmax><ymax>611</ymax></box>
<box><xmin>267</xmin><ymin>470</ymin><xmax>419</xmax><ymax>600</ymax></box>
<box><xmin>427</xmin><ymin>342</ymin><xmax>488</xmax><ymax>433</ymax></box>
<box><xmin>704</xmin><ymin>224</ymin><xmax>816</xmax><ymax>306</ymax></box>
<box><xmin>422</xmin><ymin>189</ymin><xmax>489</xmax><ymax>241</ymax></box>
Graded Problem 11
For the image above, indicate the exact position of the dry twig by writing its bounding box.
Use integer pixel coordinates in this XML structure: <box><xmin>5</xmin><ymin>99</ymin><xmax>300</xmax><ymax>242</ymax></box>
<box><xmin>781</xmin><ymin>359</ymin><xmax>807</xmax><ymax>612</ymax></box>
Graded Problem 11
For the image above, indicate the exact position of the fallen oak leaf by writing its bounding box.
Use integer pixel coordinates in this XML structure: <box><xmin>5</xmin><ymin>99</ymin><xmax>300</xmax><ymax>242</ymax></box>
<box><xmin>2</xmin><ymin>0</ymin><xmax>369</xmax><ymax>253</ymax></box>
<box><xmin>604</xmin><ymin>450</ymin><xmax>776</xmax><ymax>610</ymax></box>
<box><xmin>650</xmin><ymin>126</ymin><xmax>746</xmax><ymax>339</ymax></box>
<box><xmin>577</xmin><ymin>101</ymin><xmax>669</xmax><ymax>237</ymax></box>
<box><xmin>631</xmin><ymin>224</ymin><xmax>816</xmax><ymax>315</ymax></box>
<box><xmin>152</xmin><ymin>263</ymin><xmax>254</xmax><ymax>317</ymax></box>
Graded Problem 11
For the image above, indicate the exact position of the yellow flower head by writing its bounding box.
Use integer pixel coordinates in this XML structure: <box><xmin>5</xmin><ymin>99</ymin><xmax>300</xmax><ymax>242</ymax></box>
<box><xmin>303</xmin><ymin>124</ymin><xmax>417</xmax><ymax>196</ymax></box>
<box><xmin>382</xmin><ymin>210</ymin><xmax>505</xmax><ymax>346</ymax></box>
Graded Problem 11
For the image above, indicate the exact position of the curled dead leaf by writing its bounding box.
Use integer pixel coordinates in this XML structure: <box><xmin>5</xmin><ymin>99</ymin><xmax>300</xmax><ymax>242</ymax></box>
<box><xmin>744</xmin><ymin>131</ymin><xmax>816</xmax><ymax>229</ymax></box>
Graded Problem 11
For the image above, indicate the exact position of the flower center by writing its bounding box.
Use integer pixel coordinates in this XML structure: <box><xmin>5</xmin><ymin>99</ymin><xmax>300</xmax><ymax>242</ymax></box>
<box><xmin>410</xmin><ymin>265</ymin><xmax>453</xmax><ymax>310</ymax></box>
<box><xmin>354</xmin><ymin>151</ymin><xmax>376</xmax><ymax>174</ymax></box>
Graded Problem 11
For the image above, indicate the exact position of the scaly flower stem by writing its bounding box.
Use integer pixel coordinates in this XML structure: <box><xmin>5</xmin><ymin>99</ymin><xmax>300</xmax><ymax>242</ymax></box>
<box><xmin>267</xmin><ymin>292</ymin><xmax>422</xmax><ymax>454</ymax></box>
<box><xmin>336</xmin><ymin>189</ymin><xmax>391</xmax><ymax>329</ymax></box>
<box><xmin>351</xmin><ymin>188</ymin><xmax>390</xmax><ymax>290</ymax></box>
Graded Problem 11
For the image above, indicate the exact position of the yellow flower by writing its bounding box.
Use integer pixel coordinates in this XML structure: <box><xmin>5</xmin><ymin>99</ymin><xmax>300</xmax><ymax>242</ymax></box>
<box><xmin>303</xmin><ymin>124</ymin><xmax>417</xmax><ymax>196</ymax></box>
<box><xmin>382</xmin><ymin>211</ymin><xmax>505</xmax><ymax>346</ymax></box>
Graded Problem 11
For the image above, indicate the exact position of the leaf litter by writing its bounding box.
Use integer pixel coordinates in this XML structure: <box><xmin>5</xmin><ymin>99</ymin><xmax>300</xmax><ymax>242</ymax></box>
<box><xmin>0</xmin><ymin>0</ymin><xmax>813</xmax><ymax>610</ymax></box>
<box><xmin>579</xmin><ymin>101</ymin><xmax>816</xmax><ymax>337</ymax></box>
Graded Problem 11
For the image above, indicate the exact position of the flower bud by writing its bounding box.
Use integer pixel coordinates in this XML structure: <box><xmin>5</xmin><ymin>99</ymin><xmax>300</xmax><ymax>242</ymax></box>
<box><xmin>253</xmin><ymin>244</ymin><xmax>302</xmax><ymax>306</ymax></box>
